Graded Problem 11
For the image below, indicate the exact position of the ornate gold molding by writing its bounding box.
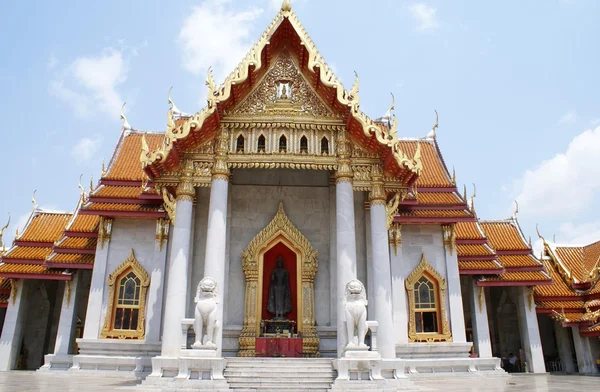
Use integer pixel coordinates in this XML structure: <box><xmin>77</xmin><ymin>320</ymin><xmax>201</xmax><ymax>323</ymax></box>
<box><xmin>101</xmin><ymin>249</ymin><xmax>150</xmax><ymax>340</ymax></box>
<box><xmin>156</xmin><ymin>218</ymin><xmax>170</xmax><ymax>252</ymax></box>
<box><xmin>335</xmin><ymin>129</ymin><xmax>353</xmax><ymax>183</ymax></box>
<box><xmin>213</xmin><ymin>127</ymin><xmax>230</xmax><ymax>181</ymax></box>
<box><xmin>159</xmin><ymin>187</ymin><xmax>177</xmax><ymax>222</ymax></box>
<box><xmin>98</xmin><ymin>217</ymin><xmax>113</xmax><ymax>250</ymax></box>
<box><xmin>442</xmin><ymin>224</ymin><xmax>456</xmax><ymax>254</ymax></box>
<box><xmin>386</xmin><ymin>192</ymin><xmax>401</xmax><ymax>229</ymax></box>
<box><xmin>389</xmin><ymin>223</ymin><xmax>402</xmax><ymax>255</ymax></box>
<box><xmin>369</xmin><ymin>164</ymin><xmax>385</xmax><ymax>204</ymax></box>
<box><xmin>239</xmin><ymin>203</ymin><xmax>319</xmax><ymax>357</ymax></box>
<box><xmin>9</xmin><ymin>279</ymin><xmax>17</xmax><ymax>305</ymax></box>
<box><xmin>177</xmin><ymin>159</ymin><xmax>196</xmax><ymax>199</ymax></box>
<box><xmin>405</xmin><ymin>254</ymin><xmax>452</xmax><ymax>343</ymax></box>
<box><xmin>65</xmin><ymin>280</ymin><xmax>72</xmax><ymax>308</ymax></box>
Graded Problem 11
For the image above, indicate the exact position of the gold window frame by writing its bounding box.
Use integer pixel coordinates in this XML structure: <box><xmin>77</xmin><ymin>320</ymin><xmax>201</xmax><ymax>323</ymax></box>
<box><xmin>101</xmin><ymin>249</ymin><xmax>150</xmax><ymax>339</ymax></box>
<box><xmin>405</xmin><ymin>254</ymin><xmax>452</xmax><ymax>342</ymax></box>
<box><xmin>239</xmin><ymin>203</ymin><xmax>319</xmax><ymax>357</ymax></box>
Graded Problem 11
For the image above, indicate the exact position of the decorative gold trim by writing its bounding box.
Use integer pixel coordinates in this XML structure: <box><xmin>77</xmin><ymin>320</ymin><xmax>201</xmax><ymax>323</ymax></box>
<box><xmin>442</xmin><ymin>224</ymin><xmax>456</xmax><ymax>254</ymax></box>
<box><xmin>369</xmin><ymin>164</ymin><xmax>385</xmax><ymax>203</ymax></box>
<box><xmin>101</xmin><ymin>249</ymin><xmax>150</xmax><ymax>340</ymax></box>
<box><xmin>10</xmin><ymin>279</ymin><xmax>17</xmax><ymax>305</ymax></box>
<box><xmin>478</xmin><ymin>286</ymin><xmax>484</xmax><ymax>314</ymax></box>
<box><xmin>386</xmin><ymin>192</ymin><xmax>401</xmax><ymax>230</ymax></box>
<box><xmin>155</xmin><ymin>218</ymin><xmax>170</xmax><ymax>252</ymax></box>
<box><xmin>177</xmin><ymin>159</ymin><xmax>196</xmax><ymax>199</ymax></box>
<box><xmin>65</xmin><ymin>280</ymin><xmax>72</xmax><ymax>308</ymax></box>
<box><xmin>98</xmin><ymin>217</ymin><xmax>113</xmax><ymax>250</ymax></box>
<box><xmin>405</xmin><ymin>254</ymin><xmax>452</xmax><ymax>342</ymax></box>
<box><xmin>239</xmin><ymin>203</ymin><xmax>319</xmax><ymax>357</ymax></box>
<box><xmin>159</xmin><ymin>187</ymin><xmax>177</xmax><ymax>222</ymax></box>
<box><xmin>528</xmin><ymin>287</ymin><xmax>534</xmax><ymax>311</ymax></box>
<box><xmin>389</xmin><ymin>223</ymin><xmax>402</xmax><ymax>255</ymax></box>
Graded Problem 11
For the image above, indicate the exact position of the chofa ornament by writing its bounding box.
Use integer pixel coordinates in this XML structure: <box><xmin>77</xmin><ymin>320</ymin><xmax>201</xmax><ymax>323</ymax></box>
<box><xmin>343</xmin><ymin>280</ymin><xmax>368</xmax><ymax>348</ymax></box>
<box><xmin>193</xmin><ymin>277</ymin><xmax>220</xmax><ymax>349</ymax></box>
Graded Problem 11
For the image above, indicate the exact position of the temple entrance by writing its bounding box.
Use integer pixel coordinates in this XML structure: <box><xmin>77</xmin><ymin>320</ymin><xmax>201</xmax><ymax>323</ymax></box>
<box><xmin>238</xmin><ymin>203</ymin><xmax>319</xmax><ymax>357</ymax></box>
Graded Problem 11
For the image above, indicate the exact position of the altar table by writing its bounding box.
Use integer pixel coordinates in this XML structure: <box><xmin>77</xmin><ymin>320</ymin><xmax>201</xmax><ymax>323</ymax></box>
<box><xmin>255</xmin><ymin>337</ymin><xmax>302</xmax><ymax>357</ymax></box>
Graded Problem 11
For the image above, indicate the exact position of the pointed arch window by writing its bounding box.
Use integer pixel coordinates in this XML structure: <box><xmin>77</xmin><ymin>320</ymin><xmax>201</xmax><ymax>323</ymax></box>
<box><xmin>300</xmin><ymin>136</ymin><xmax>308</xmax><ymax>154</ymax></box>
<box><xmin>257</xmin><ymin>135</ymin><xmax>266</xmax><ymax>153</ymax></box>
<box><xmin>320</xmin><ymin>137</ymin><xmax>329</xmax><ymax>155</ymax></box>
<box><xmin>236</xmin><ymin>135</ymin><xmax>245</xmax><ymax>153</ymax></box>
<box><xmin>405</xmin><ymin>254</ymin><xmax>452</xmax><ymax>342</ymax></box>
<box><xmin>279</xmin><ymin>135</ymin><xmax>287</xmax><ymax>153</ymax></box>
<box><xmin>101</xmin><ymin>250</ymin><xmax>150</xmax><ymax>339</ymax></box>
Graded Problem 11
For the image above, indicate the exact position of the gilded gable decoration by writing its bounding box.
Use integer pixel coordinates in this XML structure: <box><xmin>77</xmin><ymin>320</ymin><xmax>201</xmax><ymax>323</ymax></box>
<box><xmin>405</xmin><ymin>254</ymin><xmax>452</xmax><ymax>342</ymax></box>
<box><xmin>101</xmin><ymin>249</ymin><xmax>150</xmax><ymax>340</ymax></box>
<box><xmin>98</xmin><ymin>217</ymin><xmax>113</xmax><ymax>250</ymax></box>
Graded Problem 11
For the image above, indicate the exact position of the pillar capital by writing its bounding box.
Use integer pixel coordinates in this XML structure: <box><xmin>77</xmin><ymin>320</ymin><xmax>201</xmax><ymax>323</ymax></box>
<box><xmin>212</xmin><ymin>126</ymin><xmax>230</xmax><ymax>181</ymax></box>
<box><xmin>335</xmin><ymin>128</ymin><xmax>353</xmax><ymax>184</ymax></box>
<box><xmin>177</xmin><ymin>159</ymin><xmax>196</xmax><ymax>200</ymax></box>
<box><xmin>369</xmin><ymin>164</ymin><xmax>386</xmax><ymax>204</ymax></box>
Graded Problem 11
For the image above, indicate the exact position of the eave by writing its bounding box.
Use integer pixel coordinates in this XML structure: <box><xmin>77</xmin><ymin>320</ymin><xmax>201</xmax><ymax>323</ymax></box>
<box><xmin>0</xmin><ymin>272</ymin><xmax>72</xmax><ymax>281</ymax></box>
<box><xmin>53</xmin><ymin>248</ymin><xmax>96</xmax><ymax>255</ymax></box>
<box><xmin>79</xmin><ymin>210</ymin><xmax>167</xmax><ymax>219</ymax></box>
<box><xmin>63</xmin><ymin>231</ymin><xmax>97</xmax><ymax>238</ymax></box>
<box><xmin>44</xmin><ymin>262</ymin><xmax>94</xmax><ymax>270</ymax></box>
<box><xmin>477</xmin><ymin>280</ymin><xmax>554</xmax><ymax>287</ymax></box>
<box><xmin>394</xmin><ymin>216</ymin><xmax>477</xmax><ymax>224</ymax></box>
<box><xmin>459</xmin><ymin>269</ymin><xmax>504</xmax><ymax>275</ymax></box>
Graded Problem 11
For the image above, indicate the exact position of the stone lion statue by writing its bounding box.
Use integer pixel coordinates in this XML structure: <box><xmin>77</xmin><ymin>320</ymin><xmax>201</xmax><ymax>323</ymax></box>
<box><xmin>193</xmin><ymin>277</ymin><xmax>220</xmax><ymax>349</ymax></box>
<box><xmin>343</xmin><ymin>279</ymin><xmax>368</xmax><ymax>348</ymax></box>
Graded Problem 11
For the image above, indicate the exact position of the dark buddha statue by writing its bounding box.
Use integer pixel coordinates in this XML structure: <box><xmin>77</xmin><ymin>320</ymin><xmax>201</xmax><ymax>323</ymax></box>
<box><xmin>267</xmin><ymin>256</ymin><xmax>292</xmax><ymax>320</ymax></box>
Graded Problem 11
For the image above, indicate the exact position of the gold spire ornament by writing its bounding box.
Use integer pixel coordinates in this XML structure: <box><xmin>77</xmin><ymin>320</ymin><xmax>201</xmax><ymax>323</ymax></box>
<box><xmin>430</xmin><ymin>110</ymin><xmax>439</xmax><ymax>137</ymax></box>
<box><xmin>101</xmin><ymin>159</ymin><xmax>107</xmax><ymax>178</ymax></box>
<box><xmin>206</xmin><ymin>66</ymin><xmax>217</xmax><ymax>101</ymax></box>
<box><xmin>451</xmin><ymin>167</ymin><xmax>456</xmax><ymax>186</ymax></box>
<box><xmin>78</xmin><ymin>174</ymin><xmax>87</xmax><ymax>203</ymax></box>
<box><xmin>281</xmin><ymin>0</ymin><xmax>292</xmax><ymax>12</ymax></box>
<box><xmin>141</xmin><ymin>135</ymin><xmax>150</xmax><ymax>163</ymax></box>
<box><xmin>348</xmin><ymin>71</ymin><xmax>359</xmax><ymax>102</ymax></box>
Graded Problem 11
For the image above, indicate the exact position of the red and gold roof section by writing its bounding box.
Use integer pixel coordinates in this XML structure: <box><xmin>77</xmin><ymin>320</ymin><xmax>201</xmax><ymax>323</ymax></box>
<box><xmin>80</xmin><ymin>131</ymin><xmax>167</xmax><ymax>220</ymax></box>
<box><xmin>140</xmin><ymin>2</ymin><xmax>422</xmax><ymax>185</ymax></box>
<box><xmin>476</xmin><ymin>218</ymin><xmax>551</xmax><ymax>287</ymax></box>
<box><xmin>392</xmin><ymin>138</ymin><xmax>474</xmax><ymax>224</ymax></box>
<box><xmin>540</xmin><ymin>239</ymin><xmax>600</xmax><ymax>292</ymax></box>
<box><xmin>455</xmin><ymin>221</ymin><xmax>503</xmax><ymax>275</ymax></box>
<box><xmin>0</xmin><ymin>208</ymin><xmax>73</xmax><ymax>281</ymax></box>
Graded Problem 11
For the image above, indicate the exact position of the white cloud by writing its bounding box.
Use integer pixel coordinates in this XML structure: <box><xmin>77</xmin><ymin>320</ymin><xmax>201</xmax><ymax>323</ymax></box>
<box><xmin>557</xmin><ymin>221</ymin><xmax>600</xmax><ymax>245</ymax></box>
<box><xmin>49</xmin><ymin>48</ymin><xmax>127</xmax><ymax>118</ymax></box>
<box><xmin>514</xmin><ymin>126</ymin><xmax>600</xmax><ymax>217</ymax></box>
<box><xmin>407</xmin><ymin>3</ymin><xmax>439</xmax><ymax>32</ymax></box>
<box><xmin>557</xmin><ymin>109</ymin><xmax>578</xmax><ymax>125</ymax></box>
<box><xmin>72</xmin><ymin>136</ymin><xmax>102</xmax><ymax>163</ymax></box>
<box><xmin>179</xmin><ymin>0</ymin><xmax>263</xmax><ymax>82</ymax></box>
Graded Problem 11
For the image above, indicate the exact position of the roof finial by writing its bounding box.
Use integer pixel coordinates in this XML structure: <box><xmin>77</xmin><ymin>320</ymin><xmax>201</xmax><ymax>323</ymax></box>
<box><xmin>32</xmin><ymin>190</ymin><xmax>38</xmax><ymax>210</ymax></box>
<box><xmin>463</xmin><ymin>184</ymin><xmax>467</xmax><ymax>202</ymax></box>
<box><xmin>0</xmin><ymin>214</ymin><xmax>10</xmax><ymax>248</ymax></box>
<box><xmin>386</xmin><ymin>93</ymin><xmax>397</xmax><ymax>138</ymax></box>
<box><xmin>512</xmin><ymin>200</ymin><xmax>519</xmax><ymax>220</ymax></box>
<box><xmin>121</xmin><ymin>102</ymin><xmax>131</xmax><ymax>131</ymax></box>
<box><xmin>469</xmin><ymin>183</ymin><xmax>476</xmax><ymax>214</ymax></box>
<box><xmin>349</xmin><ymin>71</ymin><xmax>360</xmax><ymax>102</ymax></box>
<box><xmin>281</xmin><ymin>0</ymin><xmax>292</xmax><ymax>12</ymax></box>
<box><xmin>529</xmin><ymin>236</ymin><xmax>532</xmax><ymax>247</ymax></box>
<box><xmin>451</xmin><ymin>167</ymin><xmax>456</xmax><ymax>186</ymax></box>
<box><xmin>89</xmin><ymin>176</ymin><xmax>94</xmax><ymax>194</ymax></box>
<box><xmin>141</xmin><ymin>135</ymin><xmax>150</xmax><ymax>163</ymax></box>
<box><xmin>78</xmin><ymin>174</ymin><xmax>86</xmax><ymax>201</ymax></box>
<box><xmin>101</xmin><ymin>158</ymin><xmax>107</xmax><ymax>178</ymax></box>
<box><xmin>431</xmin><ymin>110</ymin><xmax>439</xmax><ymax>137</ymax></box>
<box><xmin>206</xmin><ymin>66</ymin><xmax>217</xmax><ymax>100</ymax></box>
<box><xmin>536</xmin><ymin>224</ymin><xmax>544</xmax><ymax>241</ymax></box>
<box><xmin>553</xmin><ymin>234</ymin><xmax>556</xmax><ymax>243</ymax></box>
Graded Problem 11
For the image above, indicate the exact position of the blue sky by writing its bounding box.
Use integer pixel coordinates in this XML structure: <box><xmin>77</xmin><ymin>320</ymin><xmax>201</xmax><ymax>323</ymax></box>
<box><xmin>1</xmin><ymin>0</ymin><xmax>599</xmax><ymax>252</ymax></box>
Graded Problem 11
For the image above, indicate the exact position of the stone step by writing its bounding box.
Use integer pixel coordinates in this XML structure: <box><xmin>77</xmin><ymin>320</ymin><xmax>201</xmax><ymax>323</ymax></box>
<box><xmin>226</xmin><ymin>364</ymin><xmax>334</xmax><ymax>370</ymax></box>
<box><xmin>224</xmin><ymin>370</ymin><xmax>335</xmax><ymax>377</ymax></box>
<box><xmin>227</xmin><ymin>381</ymin><xmax>333</xmax><ymax>388</ymax></box>
<box><xmin>226</xmin><ymin>359</ymin><xmax>333</xmax><ymax>364</ymax></box>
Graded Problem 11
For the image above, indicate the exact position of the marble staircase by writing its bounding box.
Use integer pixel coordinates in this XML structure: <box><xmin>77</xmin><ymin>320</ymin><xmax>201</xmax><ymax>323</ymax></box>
<box><xmin>224</xmin><ymin>358</ymin><xmax>336</xmax><ymax>391</ymax></box>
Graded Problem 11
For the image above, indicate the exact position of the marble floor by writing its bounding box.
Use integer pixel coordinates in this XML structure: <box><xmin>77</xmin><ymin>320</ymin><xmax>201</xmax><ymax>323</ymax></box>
<box><xmin>0</xmin><ymin>372</ymin><xmax>597</xmax><ymax>391</ymax></box>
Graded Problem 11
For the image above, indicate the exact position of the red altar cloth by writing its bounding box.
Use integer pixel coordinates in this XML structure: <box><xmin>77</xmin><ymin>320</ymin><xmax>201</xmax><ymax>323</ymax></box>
<box><xmin>255</xmin><ymin>337</ymin><xmax>302</xmax><ymax>357</ymax></box>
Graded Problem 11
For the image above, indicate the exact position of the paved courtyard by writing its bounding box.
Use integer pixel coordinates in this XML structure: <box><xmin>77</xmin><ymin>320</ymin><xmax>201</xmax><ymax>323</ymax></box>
<box><xmin>0</xmin><ymin>372</ymin><xmax>597</xmax><ymax>392</ymax></box>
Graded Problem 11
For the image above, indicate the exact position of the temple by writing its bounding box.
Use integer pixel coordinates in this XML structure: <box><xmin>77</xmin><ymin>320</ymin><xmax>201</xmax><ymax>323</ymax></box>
<box><xmin>0</xmin><ymin>1</ymin><xmax>599</xmax><ymax>389</ymax></box>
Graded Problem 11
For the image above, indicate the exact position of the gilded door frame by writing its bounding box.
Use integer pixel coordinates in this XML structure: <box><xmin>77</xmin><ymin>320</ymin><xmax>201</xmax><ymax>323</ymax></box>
<box><xmin>238</xmin><ymin>203</ymin><xmax>319</xmax><ymax>357</ymax></box>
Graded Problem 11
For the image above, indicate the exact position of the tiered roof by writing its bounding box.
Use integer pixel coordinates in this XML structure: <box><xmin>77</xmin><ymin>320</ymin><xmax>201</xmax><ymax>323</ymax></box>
<box><xmin>535</xmin><ymin>238</ymin><xmax>600</xmax><ymax>337</ymax></box>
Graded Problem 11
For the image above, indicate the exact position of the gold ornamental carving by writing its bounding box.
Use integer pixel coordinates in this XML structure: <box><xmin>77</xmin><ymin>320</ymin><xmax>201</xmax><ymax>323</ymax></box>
<box><xmin>239</xmin><ymin>203</ymin><xmax>319</xmax><ymax>357</ymax></box>
<box><xmin>335</xmin><ymin>129</ymin><xmax>353</xmax><ymax>183</ymax></box>
<box><xmin>442</xmin><ymin>224</ymin><xmax>456</xmax><ymax>254</ymax></box>
<box><xmin>159</xmin><ymin>187</ymin><xmax>177</xmax><ymax>222</ymax></box>
<box><xmin>98</xmin><ymin>217</ymin><xmax>113</xmax><ymax>250</ymax></box>
<box><xmin>155</xmin><ymin>218</ymin><xmax>170</xmax><ymax>252</ymax></box>
<box><xmin>389</xmin><ymin>223</ymin><xmax>402</xmax><ymax>255</ymax></box>
<box><xmin>213</xmin><ymin>127</ymin><xmax>231</xmax><ymax>181</ymax></box>
<box><xmin>101</xmin><ymin>249</ymin><xmax>150</xmax><ymax>340</ymax></box>
<box><xmin>385</xmin><ymin>192</ymin><xmax>402</xmax><ymax>229</ymax></box>
<box><xmin>177</xmin><ymin>159</ymin><xmax>196</xmax><ymax>200</ymax></box>
<box><xmin>369</xmin><ymin>164</ymin><xmax>386</xmax><ymax>204</ymax></box>
<box><xmin>405</xmin><ymin>254</ymin><xmax>452</xmax><ymax>343</ymax></box>
<box><xmin>9</xmin><ymin>279</ymin><xmax>17</xmax><ymax>305</ymax></box>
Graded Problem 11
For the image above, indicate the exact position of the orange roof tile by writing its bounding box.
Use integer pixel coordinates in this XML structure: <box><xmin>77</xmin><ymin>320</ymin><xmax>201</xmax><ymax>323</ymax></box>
<box><xmin>67</xmin><ymin>214</ymin><xmax>99</xmax><ymax>233</ymax></box>
<box><xmin>459</xmin><ymin>260</ymin><xmax>503</xmax><ymax>270</ymax></box>
<box><xmin>18</xmin><ymin>212</ymin><xmax>72</xmax><ymax>243</ymax></box>
<box><xmin>551</xmin><ymin>241</ymin><xmax>600</xmax><ymax>283</ymax></box>
<box><xmin>480</xmin><ymin>221</ymin><xmax>530</xmax><ymax>251</ymax></box>
<box><xmin>497</xmin><ymin>254</ymin><xmax>541</xmax><ymax>268</ymax></box>
<box><xmin>416</xmin><ymin>192</ymin><xmax>462</xmax><ymax>205</ymax></box>
<box><xmin>94</xmin><ymin>185</ymin><xmax>144</xmax><ymax>199</ymax></box>
<box><xmin>3</xmin><ymin>247</ymin><xmax>52</xmax><ymax>261</ymax></box>
<box><xmin>397</xmin><ymin>141</ymin><xmax>452</xmax><ymax>187</ymax></box>
<box><xmin>536</xmin><ymin>300</ymin><xmax>585</xmax><ymax>309</ymax></box>
<box><xmin>55</xmin><ymin>237</ymin><xmax>97</xmax><ymax>250</ymax></box>
<box><xmin>482</xmin><ymin>271</ymin><xmax>551</xmax><ymax>283</ymax></box>
<box><xmin>47</xmin><ymin>254</ymin><xmax>94</xmax><ymax>265</ymax></box>
<box><xmin>84</xmin><ymin>203</ymin><xmax>163</xmax><ymax>212</ymax></box>
<box><xmin>0</xmin><ymin>263</ymin><xmax>60</xmax><ymax>275</ymax></box>
<box><xmin>456</xmin><ymin>221</ymin><xmax>485</xmax><ymax>240</ymax></box>
<box><xmin>457</xmin><ymin>244</ymin><xmax>495</xmax><ymax>257</ymax></box>
<box><xmin>397</xmin><ymin>209</ymin><xmax>472</xmax><ymax>218</ymax></box>
<box><xmin>0</xmin><ymin>278</ymin><xmax>9</xmax><ymax>291</ymax></box>
<box><xmin>535</xmin><ymin>259</ymin><xmax>579</xmax><ymax>297</ymax></box>
<box><xmin>105</xmin><ymin>133</ymin><xmax>163</xmax><ymax>181</ymax></box>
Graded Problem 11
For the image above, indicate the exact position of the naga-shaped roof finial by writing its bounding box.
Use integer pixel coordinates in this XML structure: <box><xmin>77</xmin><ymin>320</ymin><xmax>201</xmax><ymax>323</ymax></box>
<box><xmin>121</xmin><ymin>102</ymin><xmax>131</xmax><ymax>131</ymax></box>
<box><xmin>512</xmin><ymin>200</ymin><xmax>519</xmax><ymax>220</ymax></box>
<box><xmin>32</xmin><ymin>190</ymin><xmax>38</xmax><ymax>210</ymax></box>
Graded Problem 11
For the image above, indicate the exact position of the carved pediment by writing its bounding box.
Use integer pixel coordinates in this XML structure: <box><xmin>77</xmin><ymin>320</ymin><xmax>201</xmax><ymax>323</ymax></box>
<box><xmin>227</xmin><ymin>51</ymin><xmax>336</xmax><ymax>119</ymax></box>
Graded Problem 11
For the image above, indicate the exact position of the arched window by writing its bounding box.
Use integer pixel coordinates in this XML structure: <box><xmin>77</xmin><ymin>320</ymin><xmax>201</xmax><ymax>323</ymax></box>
<box><xmin>236</xmin><ymin>135</ymin><xmax>245</xmax><ymax>153</ymax></box>
<box><xmin>300</xmin><ymin>136</ymin><xmax>308</xmax><ymax>154</ymax></box>
<box><xmin>405</xmin><ymin>254</ymin><xmax>451</xmax><ymax>342</ymax></box>
<box><xmin>101</xmin><ymin>250</ymin><xmax>150</xmax><ymax>339</ymax></box>
<box><xmin>321</xmin><ymin>137</ymin><xmax>329</xmax><ymax>155</ymax></box>
<box><xmin>279</xmin><ymin>135</ymin><xmax>287</xmax><ymax>153</ymax></box>
<box><xmin>257</xmin><ymin>135</ymin><xmax>266</xmax><ymax>153</ymax></box>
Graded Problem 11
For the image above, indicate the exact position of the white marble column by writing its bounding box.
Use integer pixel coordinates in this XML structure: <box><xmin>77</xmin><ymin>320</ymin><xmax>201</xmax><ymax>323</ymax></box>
<box><xmin>571</xmin><ymin>327</ymin><xmax>599</xmax><ymax>374</ymax></box>
<box><xmin>82</xmin><ymin>227</ymin><xmax>111</xmax><ymax>339</ymax></box>
<box><xmin>516</xmin><ymin>286</ymin><xmax>546</xmax><ymax>373</ymax></box>
<box><xmin>161</xmin><ymin>192</ymin><xmax>194</xmax><ymax>357</ymax></box>
<box><xmin>389</xmin><ymin>228</ymin><xmax>408</xmax><ymax>345</ymax></box>
<box><xmin>443</xmin><ymin>226</ymin><xmax>466</xmax><ymax>343</ymax></box>
<box><xmin>554</xmin><ymin>322</ymin><xmax>575</xmax><ymax>373</ymax></box>
<box><xmin>369</xmin><ymin>202</ymin><xmax>395</xmax><ymax>359</ymax></box>
<box><xmin>469</xmin><ymin>279</ymin><xmax>492</xmax><ymax>358</ymax></box>
<box><xmin>53</xmin><ymin>273</ymin><xmax>80</xmax><ymax>355</ymax></box>
<box><xmin>329</xmin><ymin>179</ymin><xmax>337</xmax><ymax>327</ymax></box>
<box><xmin>0</xmin><ymin>280</ymin><xmax>27</xmax><ymax>370</ymax></box>
<box><xmin>336</xmin><ymin>179</ymin><xmax>358</xmax><ymax>356</ymax></box>
<box><xmin>202</xmin><ymin>176</ymin><xmax>229</xmax><ymax>357</ymax></box>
